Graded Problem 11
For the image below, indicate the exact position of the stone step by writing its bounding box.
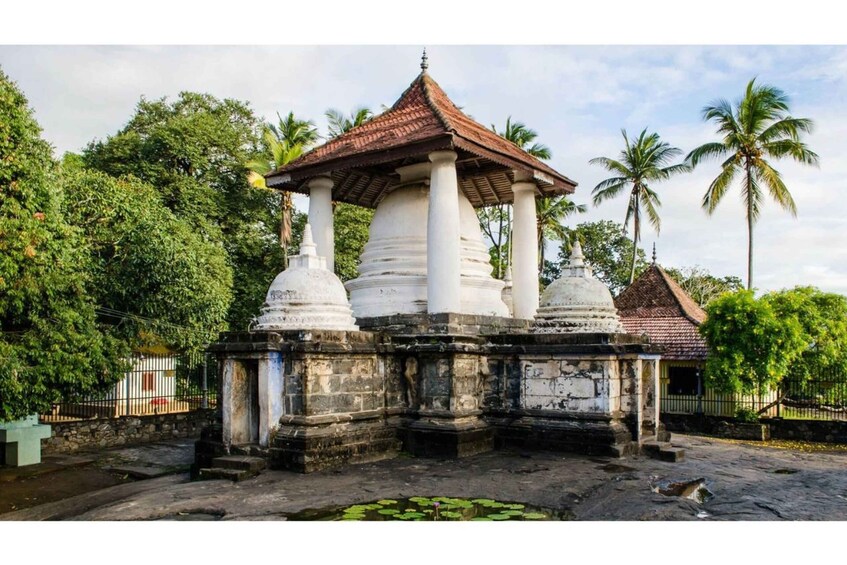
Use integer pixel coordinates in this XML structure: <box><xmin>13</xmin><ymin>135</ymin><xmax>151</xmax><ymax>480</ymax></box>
<box><xmin>230</xmin><ymin>444</ymin><xmax>270</xmax><ymax>458</ymax></box>
<box><xmin>212</xmin><ymin>455</ymin><xmax>267</xmax><ymax>473</ymax></box>
<box><xmin>641</xmin><ymin>440</ymin><xmax>668</xmax><ymax>455</ymax></box>
<box><xmin>197</xmin><ymin>467</ymin><xmax>251</xmax><ymax>482</ymax></box>
<box><xmin>658</xmin><ymin>447</ymin><xmax>686</xmax><ymax>463</ymax></box>
<box><xmin>641</xmin><ymin>440</ymin><xmax>686</xmax><ymax>462</ymax></box>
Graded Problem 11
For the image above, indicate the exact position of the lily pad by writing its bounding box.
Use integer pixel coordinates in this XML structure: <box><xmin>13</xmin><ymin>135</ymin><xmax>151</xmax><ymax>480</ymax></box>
<box><xmin>506</xmin><ymin>504</ymin><xmax>525</xmax><ymax>510</ymax></box>
<box><xmin>488</xmin><ymin>513</ymin><xmax>511</xmax><ymax>520</ymax></box>
<box><xmin>502</xmin><ymin>510</ymin><xmax>523</xmax><ymax>516</ymax></box>
<box><xmin>377</xmin><ymin>509</ymin><xmax>400</xmax><ymax>515</ymax></box>
<box><xmin>522</xmin><ymin>512</ymin><xmax>547</xmax><ymax>520</ymax></box>
<box><xmin>471</xmin><ymin>517</ymin><xmax>493</xmax><ymax>521</ymax></box>
<box><xmin>377</xmin><ymin>499</ymin><xmax>398</xmax><ymax>505</ymax></box>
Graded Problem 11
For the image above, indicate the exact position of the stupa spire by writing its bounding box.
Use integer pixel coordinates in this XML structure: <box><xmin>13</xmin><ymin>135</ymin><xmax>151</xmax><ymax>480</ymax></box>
<box><xmin>300</xmin><ymin>223</ymin><xmax>317</xmax><ymax>256</ymax></box>
<box><xmin>652</xmin><ymin>242</ymin><xmax>657</xmax><ymax>265</ymax></box>
<box><xmin>420</xmin><ymin>48</ymin><xmax>429</xmax><ymax>73</ymax></box>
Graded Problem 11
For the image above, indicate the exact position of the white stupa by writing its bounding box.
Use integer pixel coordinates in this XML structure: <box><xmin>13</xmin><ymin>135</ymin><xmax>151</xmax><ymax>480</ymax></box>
<box><xmin>253</xmin><ymin>224</ymin><xmax>359</xmax><ymax>331</ymax></box>
<box><xmin>533</xmin><ymin>240</ymin><xmax>624</xmax><ymax>334</ymax></box>
<box><xmin>345</xmin><ymin>162</ymin><xmax>509</xmax><ymax>319</ymax></box>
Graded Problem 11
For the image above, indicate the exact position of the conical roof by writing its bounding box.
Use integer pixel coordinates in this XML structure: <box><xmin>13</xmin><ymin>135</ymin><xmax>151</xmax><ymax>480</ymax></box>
<box><xmin>614</xmin><ymin>264</ymin><xmax>706</xmax><ymax>324</ymax></box>
<box><xmin>266</xmin><ymin>70</ymin><xmax>576</xmax><ymax>208</ymax></box>
<box><xmin>614</xmin><ymin>264</ymin><xmax>707</xmax><ymax>359</ymax></box>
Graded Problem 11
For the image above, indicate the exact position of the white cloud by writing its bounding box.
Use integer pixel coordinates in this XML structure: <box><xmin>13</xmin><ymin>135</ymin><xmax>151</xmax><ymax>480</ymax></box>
<box><xmin>1</xmin><ymin>44</ymin><xmax>845</xmax><ymax>295</ymax></box>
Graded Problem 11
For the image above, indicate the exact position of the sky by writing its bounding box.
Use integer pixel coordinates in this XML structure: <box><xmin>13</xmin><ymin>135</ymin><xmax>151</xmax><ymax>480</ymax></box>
<box><xmin>2</xmin><ymin>17</ymin><xmax>846</xmax><ymax>298</ymax></box>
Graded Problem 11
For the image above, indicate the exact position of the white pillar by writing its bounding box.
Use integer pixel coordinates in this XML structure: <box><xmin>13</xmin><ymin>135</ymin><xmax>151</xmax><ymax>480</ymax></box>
<box><xmin>427</xmin><ymin>150</ymin><xmax>461</xmax><ymax>314</ymax></box>
<box><xmin>307</xmin><ymin>176</ymin><xmax>334</xmax><ymax>272</ymax></box>
<box><xmin>511</xmin><ymin>172</ymin><xmax>539</xmax><ymax>319</ymax></box>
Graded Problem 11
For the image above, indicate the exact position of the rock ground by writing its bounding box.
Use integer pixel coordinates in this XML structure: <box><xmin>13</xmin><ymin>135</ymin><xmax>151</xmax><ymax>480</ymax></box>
<box><xmin>2</xmin><ymin>434</ymin><xmax>847</xmax><ymax>521</ymax></box>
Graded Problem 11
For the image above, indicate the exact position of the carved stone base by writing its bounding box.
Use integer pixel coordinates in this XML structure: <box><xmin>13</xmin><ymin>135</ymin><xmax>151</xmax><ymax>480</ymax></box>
<box><xmin>487</xmin><ymin>412</ymin><xmax>636</xmax><ymax>457</ymax></box>
<box><xmin>402</xmin><ymin>418</ymin><xmax>494</xmax><ymax>458</ymax></box>
<box><xmin>269</xmin><ymin>417</ymin><xmax>401</xmax><ymax>473</ymax></box>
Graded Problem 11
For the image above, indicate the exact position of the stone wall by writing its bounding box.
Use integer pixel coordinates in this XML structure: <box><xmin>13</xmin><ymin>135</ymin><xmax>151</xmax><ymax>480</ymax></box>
<box><xmin>661</xmin><ymin>413</ymin><xmax>847</xmax><ymax>444</ymax></box>
<box><xmin>42</xmin><ymin>409</ymin><xmax>216</xmax><ymax>454</ymax></box>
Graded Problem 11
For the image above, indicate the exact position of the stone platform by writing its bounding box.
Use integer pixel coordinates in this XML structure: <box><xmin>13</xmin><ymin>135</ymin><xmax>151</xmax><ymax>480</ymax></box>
<box><xmin>195</xmin><ymin>316</ymin><xmax>662</xmax><ymax>474</ymax></box>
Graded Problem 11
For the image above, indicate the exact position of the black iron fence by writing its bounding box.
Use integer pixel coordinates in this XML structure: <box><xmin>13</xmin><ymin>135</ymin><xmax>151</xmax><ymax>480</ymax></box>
<box><xmin>661</xmin><ymin>377</ymin><xmax>847</xmax><ymax>421</ymax></box>
<box><xmin>40</xmin><ymin>351</ymin><xmax>218</xmax><ymax>423</ymax></box>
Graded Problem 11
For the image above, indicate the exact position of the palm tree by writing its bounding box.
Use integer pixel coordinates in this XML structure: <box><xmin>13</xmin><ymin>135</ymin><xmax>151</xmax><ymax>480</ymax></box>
<box><xmin>246</xmin><ymin>112</ymin><xmax>319</xmax><ymax>265</ymax></box>
<box><xmin>686</xmin><ymin>79</ymin><xmax>819</xmax><ymax>290</ymax></box>
<box><xmin>590</xmin><ymin>129</ymin><xmax>688</xmax><ymax>285</ymax></box>
<box><xmin>491</xmin><ymin>116</ymin><xmax>551</xmax><ymax>159</ymax></box>
<box><xmin>536</xmin><ymin>197</ymin><xmax>587</xmax><ymax>270</ymax></box>
<box><xmin>325</xmin><ymin>107</ymin><xmax>374</xmax><ymax>139</ymax></box>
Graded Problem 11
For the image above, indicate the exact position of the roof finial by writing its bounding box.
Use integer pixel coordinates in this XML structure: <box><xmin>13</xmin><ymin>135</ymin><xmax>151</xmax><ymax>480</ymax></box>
<box><xmin>420</xmin><ymin>48</ymin><xmax>429</xmax><ymax>73</ymax></box>
<box><xmin>652</xmin><ymin>242</ymin><xmax>657</xmax><ymax>265</ymax></box>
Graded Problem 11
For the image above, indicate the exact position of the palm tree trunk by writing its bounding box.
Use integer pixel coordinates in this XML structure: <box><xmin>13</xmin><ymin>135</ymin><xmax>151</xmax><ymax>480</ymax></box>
<box><xmin>629</xmin><ymin>192</ymin><xmax>640</xmax><ymax>284</ymax></box>
<box><xmin>746</xmin><ymin>164</ymin><xmax>754</xmax><ymax>290</ymax></box>
<box><xmin>630</xmin><ymin>232</ymin><xmax>638</xmax><ymax>284</ymax></box>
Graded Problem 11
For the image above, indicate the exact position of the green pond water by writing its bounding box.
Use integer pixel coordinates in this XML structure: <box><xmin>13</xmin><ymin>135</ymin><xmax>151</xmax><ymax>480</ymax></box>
<box><xmin>286</xmin><ymin>496</ymin><xmax>571</xmax><ymax>521</ymax></box>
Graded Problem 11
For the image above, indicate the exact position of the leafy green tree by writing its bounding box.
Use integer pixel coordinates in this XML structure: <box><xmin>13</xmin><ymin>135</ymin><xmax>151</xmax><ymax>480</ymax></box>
<box><xmin>62</xmin><ymin>169</ymin><xmax>233</xmax><ymax>352</ymax></box>
<box><xmin>325</xmin><ymin>107</ymin><xmax>373</xmax><ymax>139</ymax></box>
<box><xmin>82</xmin><ymin>92</ymin><xmax>278</xmax><ymax>330</ymax></box>
<box><xmin>762</xmin><ymin>287</ymin><xmax>847</xmax><ymax>382</ymax></box>
<box><xmin>686</xmin><ymin>79</ymin><xmax>819</xmax><ymax>290</ymax></box>
<box><xmin>333</xmin><ymin>203</ymin><xmax>374</xmax><ymax>282</ymax></box>
<box><xmin>0</xmin><ymin>69</ymin><xmax>128</xmax><ymax>422</ymax></box>
<box><xmin>543</xmin><ymin>220</ymin><xmax>647</xmax><ymax>294</ymax></box>
<box><xmin>590</xmin><ymin>128</ymin><xmax>688</xmax><ymax>285</ymax></box>
<box><xmin>699</xmin><ymin>290</ymin><xmax>806</xmax><ymax>395</ymax></box>
<box><xmin>664</xmin><ymin>265</ymin><xmax>743</xmax><ymax>307</ymax></box>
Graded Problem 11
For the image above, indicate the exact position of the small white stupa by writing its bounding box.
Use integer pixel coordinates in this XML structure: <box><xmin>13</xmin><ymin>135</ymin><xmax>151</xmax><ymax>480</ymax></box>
<box><xmin>253</xmin><ymin>224</ymin><xmax>359</xmax><ymax>331</ymax></box>
<box><xmin>533</xmin><ymin>240</ymin><xmax>624</xmax><ymax>334</ymax></box>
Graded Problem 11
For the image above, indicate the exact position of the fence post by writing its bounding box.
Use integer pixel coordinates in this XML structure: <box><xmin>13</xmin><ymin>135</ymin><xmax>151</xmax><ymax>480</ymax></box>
<box><xmin>695</xmin><ymin>367</ymin><xmax>704</xmax><ymax>415</ymax></box>
<box><xmin>777</xmin><ymin>383</ymin><xmax>781</xmax><ymax>418</ymax></box>
<box><xmin>201</xmin><ymin>352</ymin><xmax>209</xmax><ymax>410</ymax></box>
<box><xmin>125</xmin><ymin>357</ymin><xmax>132</xmax><ymax>417</ymax></box>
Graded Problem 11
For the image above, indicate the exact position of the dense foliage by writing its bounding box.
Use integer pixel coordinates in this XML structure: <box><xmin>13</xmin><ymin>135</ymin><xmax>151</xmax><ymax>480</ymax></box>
<box><xmin>699</xmin><ymin>290</ymin><xmax>805</xmax><ymax>395</ymax></box>
<box><xmin>82</xmin><ymin>92</ymin><xmax>281</xmax><ymax>330</ymax></box>
<box><xmin>333</xmin><ymin>203</ymin><xmax>373</xmax><ymax>282</ymax></box>
<box><xmin>61</xmin><ymin>169</ymin><xmax>233</xmax><ymax>351</ymax></box>
<box><xmin>762</xmin><ymin>287</ymin><xmax>847</xmax><ymax>381</ymax></box>
<box><xmin>0</xmin><ymin>70</ymin><xmax>128</xmax><ymax>422</ymax></box>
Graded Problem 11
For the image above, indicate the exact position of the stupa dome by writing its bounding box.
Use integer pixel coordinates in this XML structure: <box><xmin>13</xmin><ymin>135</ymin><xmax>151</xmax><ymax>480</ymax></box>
<box><xmin>345</xmin><ymin>162</ymin><xmax>509</xmax><ymax>318</ymax></box>
<box><xmin>533</xmin><ymin>241</ymin><xmax>624</xmax><ymax>334</ymax></box>
<box><xmin>253</xmin><ymin>224</ymin><xmax>358</xmax><ymax>331</ymax></box>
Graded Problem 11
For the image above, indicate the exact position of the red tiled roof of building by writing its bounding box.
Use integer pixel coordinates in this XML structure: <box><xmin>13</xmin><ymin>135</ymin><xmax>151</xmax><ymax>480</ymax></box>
<box><xmin>615</xmin><ymin>264</ymin><xmax>708</xmax><ymax>360</ymax></box>
<box><xmin>266</xmin><ymin>71</ymin><xmax>577</xmax><ymax>208</ymax></box>
<box><xmin>620</xmin><ymin>317</ymin><xmax>708</xmax><ymax>360</ymax></box>
<box><xmin>614</xmin><ymin>264</ymin><xmax>706</xmax><ymax>324</ymax></box>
